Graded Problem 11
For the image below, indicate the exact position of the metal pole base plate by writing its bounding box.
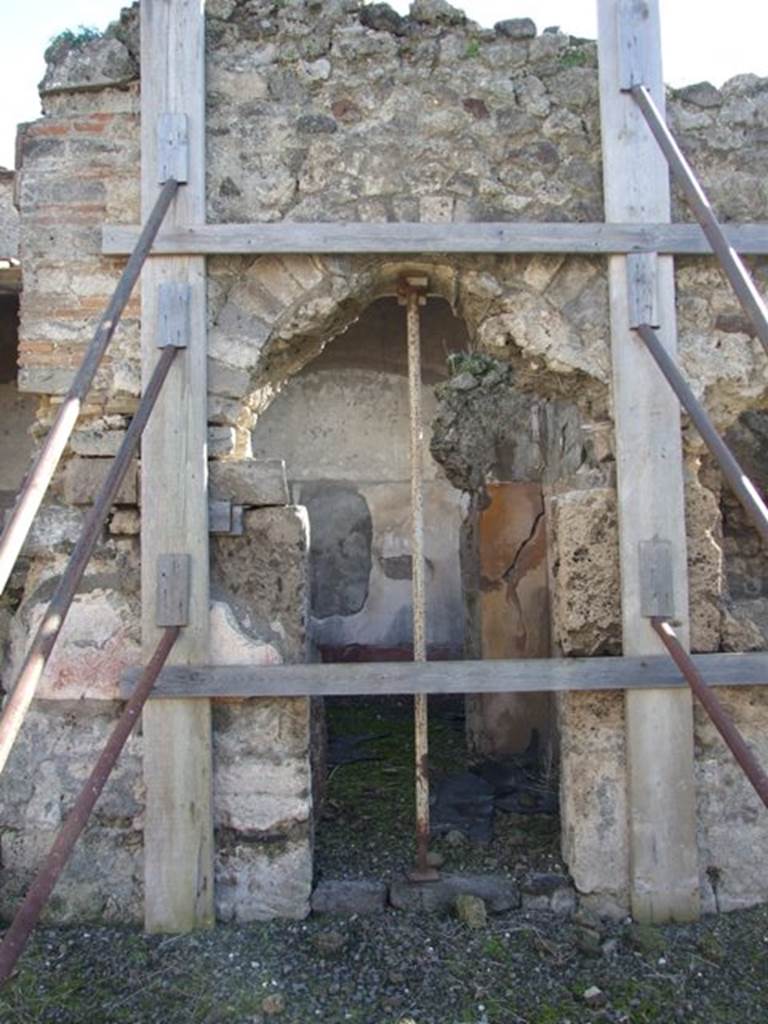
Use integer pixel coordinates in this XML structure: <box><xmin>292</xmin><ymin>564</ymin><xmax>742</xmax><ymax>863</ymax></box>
<box><xmin>406</xmin><ymin>866</ymin><xmax>441</xmax><ymax>883</ymax></box>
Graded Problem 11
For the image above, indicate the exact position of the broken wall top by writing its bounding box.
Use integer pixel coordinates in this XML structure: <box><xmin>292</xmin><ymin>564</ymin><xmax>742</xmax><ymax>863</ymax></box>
<box><xmin>34</xmin><ymin>0</ymin><xmax>768</xmax><ymax>225</ymax></box>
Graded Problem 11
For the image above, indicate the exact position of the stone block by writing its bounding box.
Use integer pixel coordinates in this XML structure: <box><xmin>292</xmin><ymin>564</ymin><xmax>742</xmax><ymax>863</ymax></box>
<box><xmin>70</xmin><ymin>425</ymin><xmax>126</xmax><ymax>456</ymax></box>
<box><xmin>388</xmin><ymin>874</ymin><xmax>520</xmax><ymax>914</ymax></box>
<box><xmin>215</xmin><ymin>838</ymin><xmax>312</xmax><ymax>922</ymax></box>
<box><xmin>214</xmin><ymin>758</ymin><xmax>310</xmax><ymax>833</ymax></box>
<box><xmin>311</xmin><ymin>879</ymin><xmax>387</xmax><ymax>915</ymax></box>
<box><xmin>109</xmin><ymin>508</ymin><xmax>140</xmax><ymax>535</ymax></box>
<box><xmin>208</xmin><ymin>358</ymin><xmax>252</xmax><ymax>399</ymax></box>
<box><xmin>558</xmin><ymin>690</ymin><xmax>629</xmax><ymax>910</ymax></box>
<box><xmin>549</xmin><ymin>488</ymin><xmax>621</xmax><ymax>656</ymax></box>
<box><xmin>209</xmin><ymin>459</ymin><xmax>289</xmax><ymax>507</ymax></box>
<box><xmin>208</xmin><ymin>425</ymin><xmax>237</xmax><ymax>458</ymax></box>
<box><xmin>495</xmin><ymin>18</ymin><xmax>536</xmax><ymax>39</ymax></box>
<box><xmin>62</xmin><ymin>457</ymin><xmax>138</xmax><ymax>505</ymax></box>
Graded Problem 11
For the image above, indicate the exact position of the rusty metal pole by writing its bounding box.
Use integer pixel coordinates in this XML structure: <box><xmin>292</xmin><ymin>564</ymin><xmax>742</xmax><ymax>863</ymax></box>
<box><xmin>0</xmin><ymin>626</ymin><xmax>180</xmax><ymax>986</ymax></box>
<box><xmin>636</xmin><ymin>323</ymin><xmax>768</xmax><ymax>548</ymax></box>
<box><xmin>0</xmin><ymin>178</ymin><xmax>180</xmax><ymax>598</ymax></box>
<box><xmin>400</xmin><ymin>275</ymin><xmax>438</xmax><ymax>882</ymax></box>
<box><xmin>651</xmin><ymin>617</ymin><xmax>768</xmax><ymax>809</ymax></box>
<box><xmin>0</xmin><ymin>345</ymin><xmax>179</xmax><ymax>776</ymax></box>
<box><xmin>630</xmin><ymin>85</ymin><xmax>768</xmax><ymax>356</ymax></box>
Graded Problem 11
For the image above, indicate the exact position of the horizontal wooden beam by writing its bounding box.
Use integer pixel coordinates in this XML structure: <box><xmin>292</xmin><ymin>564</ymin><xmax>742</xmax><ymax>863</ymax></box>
<box><xmin>102</xmin><ymin>222</ymin><xmax>768</xmax><ymax>257</ymax></box>
<box><xmin>121</xmin><ymin>651</ymin><xmax>768</xmax><ymax>699</ymax></box>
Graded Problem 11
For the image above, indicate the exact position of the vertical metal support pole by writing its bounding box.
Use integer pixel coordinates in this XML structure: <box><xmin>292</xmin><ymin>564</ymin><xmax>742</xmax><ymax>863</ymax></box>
<box><xmin>400</xmin><ymin>276</ymin><xmax>438</xmax><ymax>882</ymax></box>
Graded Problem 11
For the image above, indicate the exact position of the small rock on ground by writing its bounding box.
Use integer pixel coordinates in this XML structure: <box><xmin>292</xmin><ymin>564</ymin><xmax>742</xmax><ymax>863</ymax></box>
<box><xmin>455</xmin><ymin>893</ymin><xmax>487</xmax><ymax>929</ymax></box>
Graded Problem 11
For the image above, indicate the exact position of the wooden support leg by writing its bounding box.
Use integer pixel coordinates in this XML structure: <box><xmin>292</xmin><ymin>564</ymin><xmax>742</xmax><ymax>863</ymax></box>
<box><xmin>598</xmin><ymin>0</ymin><xmax>699</xmax><ymax>922</ymax></box>
<box><xmin>140</xmin><ymin>0</ymin><xmax>214</xmax><ymax>932</ymax></box>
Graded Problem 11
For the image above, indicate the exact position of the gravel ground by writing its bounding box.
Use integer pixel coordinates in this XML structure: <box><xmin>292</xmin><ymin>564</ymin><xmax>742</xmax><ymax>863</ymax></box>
<box><xmin>1</xmin><ymin>904</ymin><xmax>767</xmax><ymax>1024</ymax></box>
<box><xmin>2</xmin><ymin>697</ymin><xmax>766</xmax><ymax>1023</ymax></box>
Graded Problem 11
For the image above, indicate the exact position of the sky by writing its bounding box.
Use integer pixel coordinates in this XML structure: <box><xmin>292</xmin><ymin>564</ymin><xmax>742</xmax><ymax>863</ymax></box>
<box><xmin>1</xmin><ymin>1</ymin><xmax>767</xmax><ymax>168</ymax></box>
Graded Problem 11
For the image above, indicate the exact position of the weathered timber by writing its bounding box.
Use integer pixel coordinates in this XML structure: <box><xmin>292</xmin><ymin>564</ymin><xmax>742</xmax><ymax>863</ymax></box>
<box><xmin>102</xmin><ymin>221</ymin><xmax>768</xmax><ymax>257</ymax></box>
<box><xmin>121</xmin><ymin>652</ymin><xmax>768</xmax><ymax>700</ymax></box>
<box><xmin>599</xmin><ymin>0</ymin><xmax>699</xmax><ymax>922</ymax></box>
<box><xmin>140</xmin><ymin>0</ymin><xmax>214</xmax><ymax>935</ymax></box>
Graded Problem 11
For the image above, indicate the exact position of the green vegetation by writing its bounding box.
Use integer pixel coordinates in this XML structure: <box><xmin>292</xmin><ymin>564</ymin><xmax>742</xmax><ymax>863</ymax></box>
<box><xmin>560</xmin><ymin>47</ymin><xmax>589</xmax><ymax>68</ymax></box>
<box><xmin>463</xmin><ymin>39</ymin><xmax>481</xmax><ymax>60</ymax></box>
<box><xmin>49</xmin><ymin>26</ymin><xmax>102</xmax><ymax>50</ymax></box>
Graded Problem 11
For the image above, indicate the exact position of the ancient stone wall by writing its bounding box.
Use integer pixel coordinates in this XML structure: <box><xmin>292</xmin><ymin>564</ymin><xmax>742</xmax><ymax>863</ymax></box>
<box><xmin>2</xmin><ymin>0</ymin><xmax>768</xmax><ymax>920</ymax></box>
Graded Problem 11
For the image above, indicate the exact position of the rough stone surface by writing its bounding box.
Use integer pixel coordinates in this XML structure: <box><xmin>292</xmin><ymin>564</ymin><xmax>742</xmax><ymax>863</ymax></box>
<box><xmin>495</xmin><ymin>18</ymin><xmax>537</xmax><ymax>40</ymax></box>
<box><xmin>212</xmin><ymin>505</ymin><xmax>310</xmax><ymax>663</ymax></box>
<box><xmin>215</xmin><ymin>839</ymin><xmax>312</xmax><ymax>922</ymax></box>
<box><xmin>558</xmin><ymin>690</ymin><xmax>629</xmax><ymax>914</ymax></box>
<box><xmin>40</xmin><ymin>35</ymin><xmax>137</xmax><ymax>94</ymax></box>
<box><xmin>389</xmin><ymin>874</ymin><xmax>520</xmax><ymax>914</ymax></box>
<box><xmin>0</xmin><ymin>702</ymin><xmax>143</xmax><ymax>923</ymax></box>
<box><xmin>0</xmin><ymin>170</ymin><xmax>19</xmax><ymax>258</ymax></box>
<box><xmin>549</xmin><ymin>489</ymin><xmax>621</xmax><ymax>657</ymax></box>
<box><xmin>61</xmin><ymin>458</ymin><xmax>138</xmax><ymax>506</ymax></box>
<box><xmin>209</xmin><ymin>458</ymin><xmax>289</xmax><ymax>506</ymax></box>
<box><xmin>311</xmin><ymin>879</ymin><xmax>387</xmax><ymax>915</ymax></box>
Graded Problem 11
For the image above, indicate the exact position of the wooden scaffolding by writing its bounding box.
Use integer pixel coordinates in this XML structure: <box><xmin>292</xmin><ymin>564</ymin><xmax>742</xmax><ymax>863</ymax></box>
<box><xmin>1</xmin><ymin>0</ymin><xmax>768</xmax><ymax>967</ymax></box>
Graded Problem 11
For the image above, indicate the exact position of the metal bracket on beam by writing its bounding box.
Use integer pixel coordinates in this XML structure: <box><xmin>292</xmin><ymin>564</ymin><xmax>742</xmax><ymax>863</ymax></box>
<box><xmin>157</xmin><ymin>113</ymin><xmax>189</xmax><ymax>184</ymax></box>
<box><xmin>626</xmin><ymin>251</ymin><xmax>660</xmax><ymax>328</ymax></box>
<box><xmin>157</xmin><ymin>282</ymin><xmax>190</xmax><ymax>349</ymax></box>
<box><xmin>639</xmin><ymin>538</ymin><xmax>675</xmax><ymax>618</ymax></box>
<box><xmin>616</xmin><ymin>0</ymin><xmax>648</xmax><ymax>90</ymax></box>
<box><xmin>209</xmin><ymin>500</ymin><xmax>245</xmax><ymax>536</ymax></box>
<box><xmin>156</xmin><ymin>553</ymin><xmax>191</xmax><ymax>627</ymax></box>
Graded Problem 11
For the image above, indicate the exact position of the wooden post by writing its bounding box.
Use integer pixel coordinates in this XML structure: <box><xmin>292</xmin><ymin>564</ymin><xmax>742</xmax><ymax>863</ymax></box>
<box><xmin>598</xmin><ymin>0</ymin><xmax>699</xmax><ymax>921</ymax></box>
<box><xmin>140</xmin><ymin>0</ymin><xmax>214</xmax><ymax>932</ymax></box>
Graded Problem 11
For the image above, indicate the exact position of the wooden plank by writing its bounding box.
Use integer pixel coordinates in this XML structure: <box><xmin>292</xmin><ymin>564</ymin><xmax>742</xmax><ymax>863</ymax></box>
<box><xmin>616</xmin><ymin>0</ymin><xmax>645</xmax><ymax>89</ymax></box>
<box><xmin>140</xmin><ymin>0</ymin><xmax>214</xmax><ymax>934</ymax></box>
<box><xmin>121</xmin><ymin>652</ymin><xmax>768</xmax><ymax>700</ymax></box>
<box><xmin>102</xmin><ymin>221</ymin><xmax>768</xmax><ymax>257</ymax></box>
<box><xmin>156</xmin><ymin>554</ymin><xmax>191</xmax><ymax>627</ymax></box>
<box><xmin>599</xmin><ymin>0</ymin><xmax>699</xmax><ymax>922</ymax></box>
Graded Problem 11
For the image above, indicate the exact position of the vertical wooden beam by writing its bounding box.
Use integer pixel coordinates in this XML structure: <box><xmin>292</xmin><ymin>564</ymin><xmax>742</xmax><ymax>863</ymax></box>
<box><xmin>598</xmin><ymin>0</ymin><xmax>699</xmax><ymax>922</ymax></box>
<box><xmin>140</xmin><ymin>0</ymin><xmax>214</xmax><ymax>932</ymax></box>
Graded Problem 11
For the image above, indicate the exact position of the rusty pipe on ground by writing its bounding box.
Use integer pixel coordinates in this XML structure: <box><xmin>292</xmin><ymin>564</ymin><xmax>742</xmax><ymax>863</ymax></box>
<box><xmin>651</xmin><ymin>617</ymin><xmax>768</xmax><ymax>809</ymax></box>
<box><xmin>401</xmin><ymin>275</ymin><xmax>438</xmax><ymax>881</ymax></box>
<box><xmin>0</xmin><ymin>178</ymin><xmax>180</xmax><ymax>598</ymax></box>
<box><xmin>0</xmin><ymin>626</ymin><xmax>180</xmax><ymax>986</ymax></box>
<box><xmin>0</xmin><ymin>345</ymin><xmax>179</xmax><ymax>776</ymax></box>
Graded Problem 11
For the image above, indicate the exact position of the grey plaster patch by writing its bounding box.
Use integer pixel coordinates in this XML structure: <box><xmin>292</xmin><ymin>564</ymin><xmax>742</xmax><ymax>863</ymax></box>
<box><xmin>301</xmin><ymin>483</ymin><xmax>373</xmax><ymax>619</ymax></box>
